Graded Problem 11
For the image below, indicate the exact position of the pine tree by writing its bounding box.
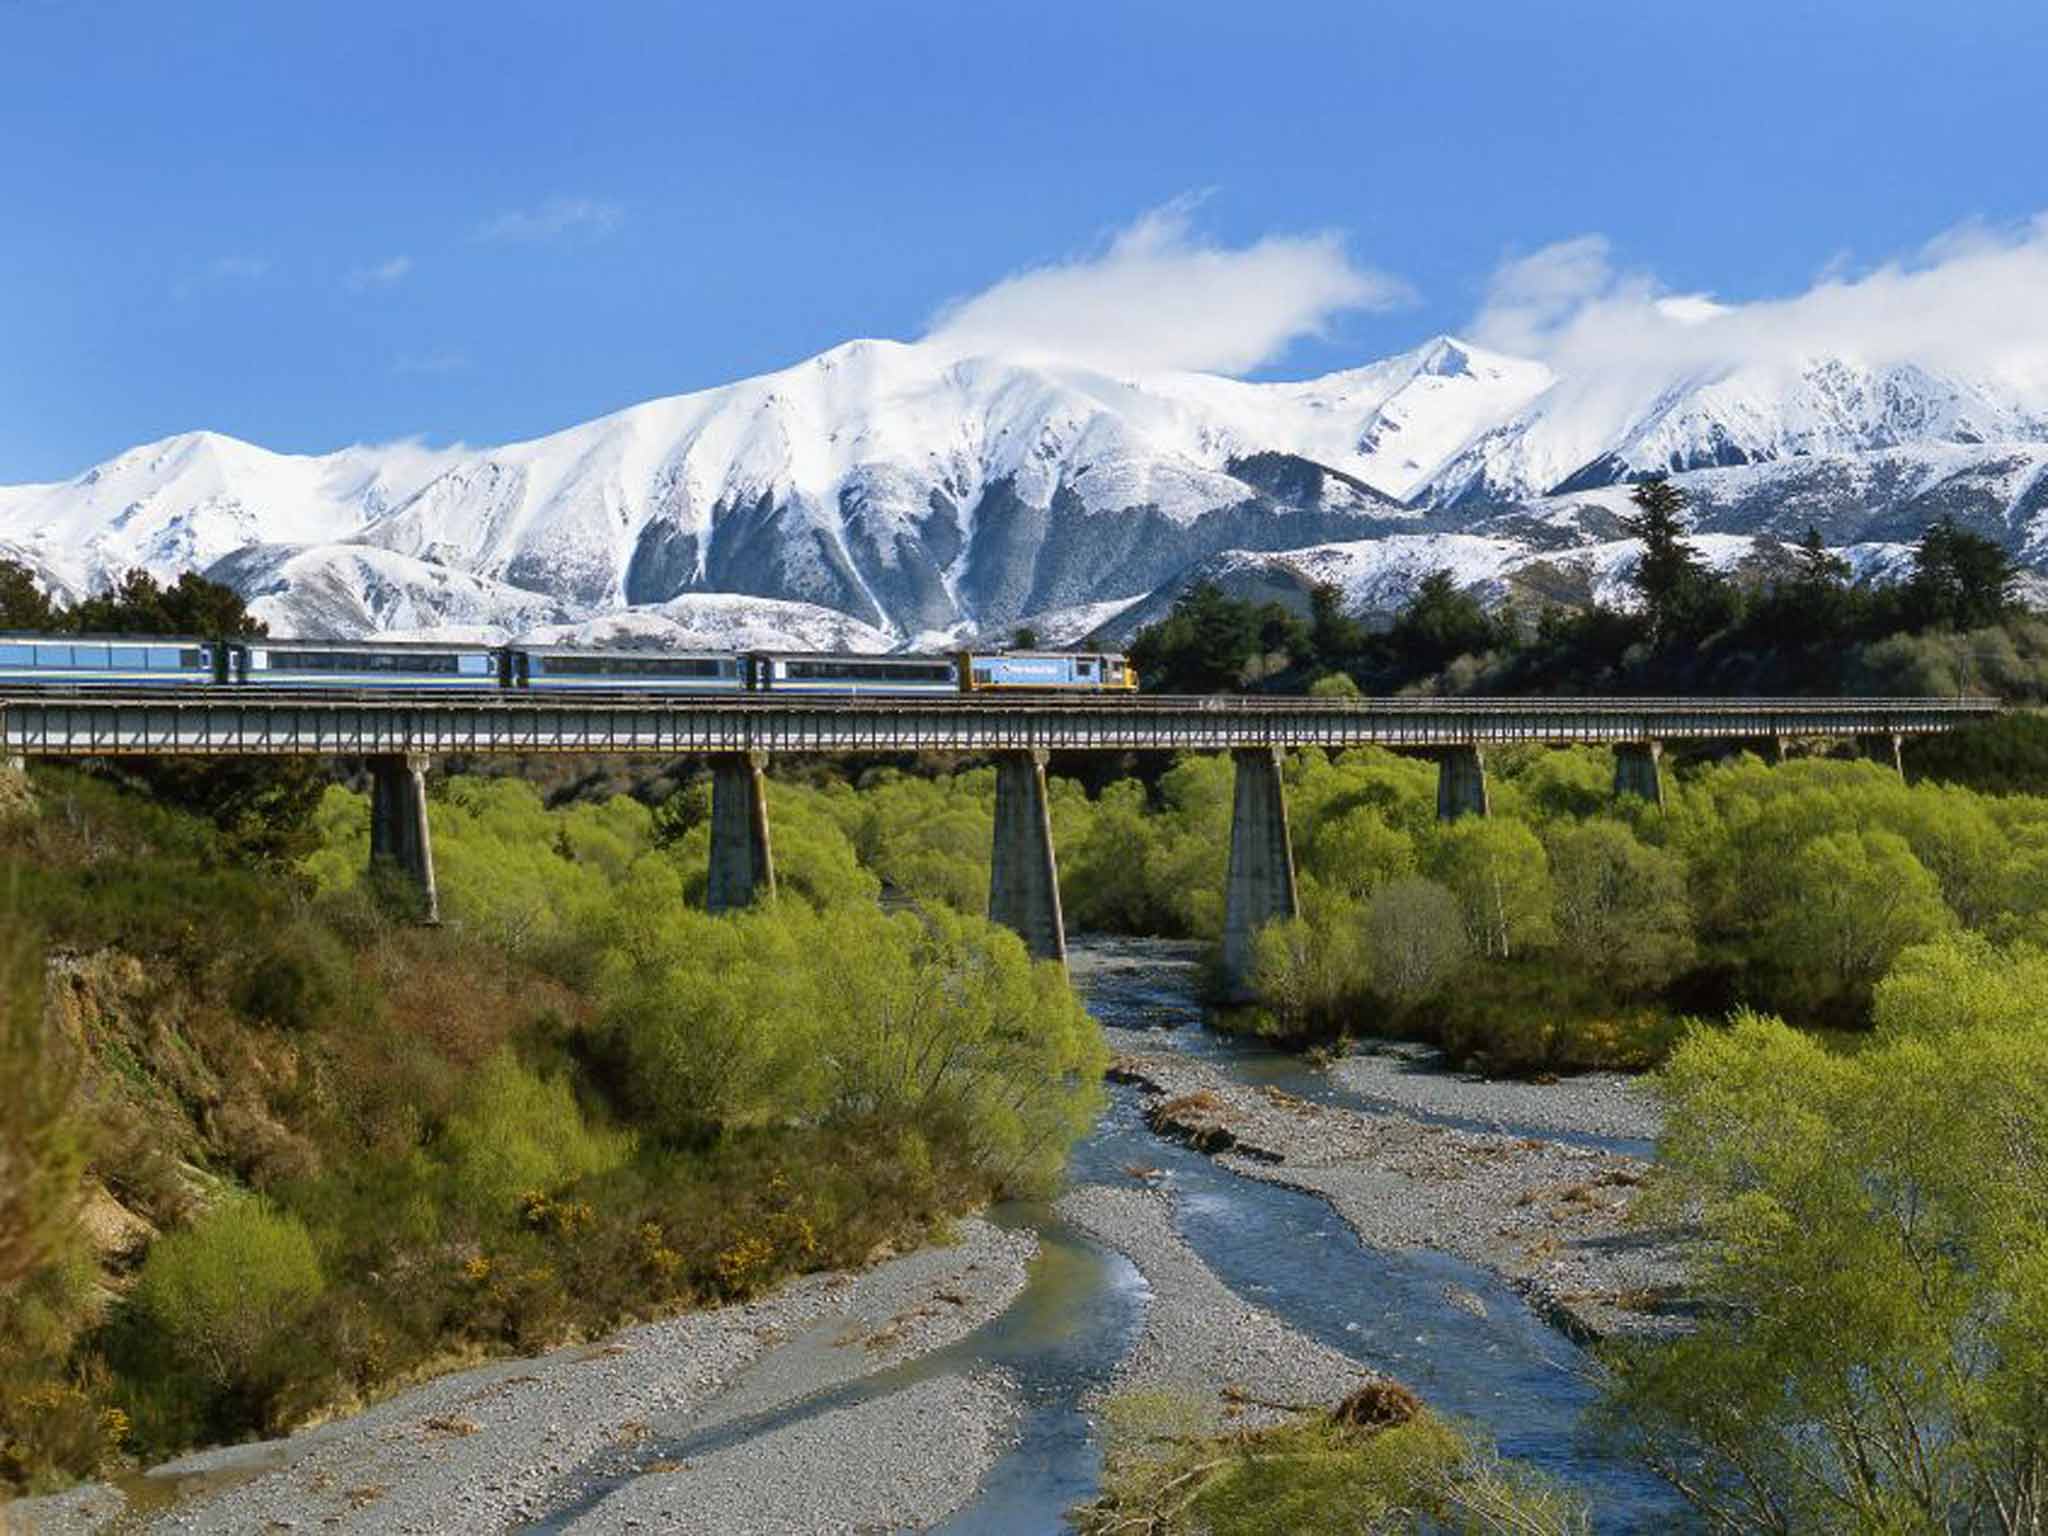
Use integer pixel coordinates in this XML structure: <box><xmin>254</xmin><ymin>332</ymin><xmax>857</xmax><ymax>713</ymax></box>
<box><xmin>0</xmin><ymin>560</ymin><xmax>57</xmax><ymax>630</ymax></box>
<box><xmin>1619</xmin><ymin>476</ymin><xmax>1707</xmax><ymax>645</ymax></box>
<box><xmin>1908</xmin><ymin>516</ymin><xmax>2016</xmax><ymax>631</ymax></box>
<box><xmin>1790</xmin><ymin>526</ymin><xmax>1851</xmax><ymax>597</ymax></box>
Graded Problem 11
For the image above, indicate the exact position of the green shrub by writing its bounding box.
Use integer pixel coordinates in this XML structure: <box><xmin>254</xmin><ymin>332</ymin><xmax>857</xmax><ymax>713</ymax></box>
<box><xmin>1247</xmin><ymin>883</ymin><xmax>1371</xmax><ymax>1038</ymax></box>
<box><xmin>234</xmin><ymin>917</ymin><xmax>360</xmax><ymax>1030</ymax></box>
<box><xmin>1078</xmin><ymin>1390</ymin><xmax>1585</xmax><ymax>1535</ymax></box>
<box><xmin>129</xmin><ymin>1198</ymin><xmax>325</xmax><ymax>1393</ymax></box>
<box><xmin>1364</xmin><ymin>877</ymin><xmax>1468</xmax><ymax>1006</ymax></box>
<box><xmin>439</xmin><ymin>1049</ymin><xmax>633</xmax><ymax>1215</ymax></box>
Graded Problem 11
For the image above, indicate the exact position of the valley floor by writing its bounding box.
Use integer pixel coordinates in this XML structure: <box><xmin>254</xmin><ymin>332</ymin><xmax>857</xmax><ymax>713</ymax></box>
<box><xmin>5</xmin><ymin>944</ymin><xmax>1682</xmax><ymax>1535</ymax></box>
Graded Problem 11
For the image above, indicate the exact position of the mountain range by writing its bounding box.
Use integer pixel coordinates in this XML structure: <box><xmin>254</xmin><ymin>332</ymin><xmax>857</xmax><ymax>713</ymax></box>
<box><xmin>5</xmin><ymin>333</ymin><xmax>2047</xmax><ymax>653</ymax></box>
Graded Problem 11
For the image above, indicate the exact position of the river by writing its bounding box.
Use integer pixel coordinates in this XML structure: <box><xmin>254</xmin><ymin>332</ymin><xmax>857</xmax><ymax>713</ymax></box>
<box><xmin>30</xmin><ymin>933</ymin><xmax>1692</xmax><ymax>1534</ymax></box>
<box><xmin>940</xmin><ymin>935</ymin><xmax>1690</xmax><ymax>1531</ymax></box>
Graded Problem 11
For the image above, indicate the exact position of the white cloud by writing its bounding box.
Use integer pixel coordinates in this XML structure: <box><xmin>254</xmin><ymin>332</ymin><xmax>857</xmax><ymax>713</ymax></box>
<box><xmin>1471</xmin><ymin>216</ymin><xmax>2048</xmax><ymax>393</ymax></box>
<box><xmin>346</xmin><ymin>255</ymin><xmax>413</xmax><ymax>291</ymax></box>
<box><xmin>478</xmin><ymin>197</ymin><xmax>623</xmax><ymax>243</ymax></box>
<box><xmin>924</xmin><ymin>198</ymin><xmax>1411</xmax><ymax>375</ymax></box>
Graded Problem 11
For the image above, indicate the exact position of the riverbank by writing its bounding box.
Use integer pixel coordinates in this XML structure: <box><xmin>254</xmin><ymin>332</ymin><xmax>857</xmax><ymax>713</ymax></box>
<box><xmin>1333</xmin><ymin>1039</ymin><xmax>1663</xmax><ymax>1145</ymax></box>
<box><xmin>1105</xmin><ymin>1042</ymin><xmax>1687</xmax><ymax>1342</ymax></box>
<box><xmin>1055</xmin><ymin>1185</ymin><xmax>1375</xmax><ymax>1430</ymax></box>
<box><xmin>3</xmin><ymin>1219</ymin><xmax>1037</xmax><ymax>1536</ymax></box>
<box><xmin>5</xmin><ymin>938</ymin><xmax>1688</xmax><ymax>1533</ymax></box>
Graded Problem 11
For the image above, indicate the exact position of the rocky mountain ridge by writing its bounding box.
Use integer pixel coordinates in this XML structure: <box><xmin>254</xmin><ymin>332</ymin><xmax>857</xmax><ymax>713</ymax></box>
<box><xmin>4</xmin><ymin>333</ymin><xmax>2045</xmax><ymax>650</ymax></box>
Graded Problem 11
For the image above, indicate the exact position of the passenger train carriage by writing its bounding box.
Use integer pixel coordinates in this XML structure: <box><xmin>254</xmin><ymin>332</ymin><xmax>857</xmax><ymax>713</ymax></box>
<box><xmin>504</xmin><ymin>646</ymin><xmax>746</xmax><ymax>693</ymax></box>
<box><xmin>0</xmin><ymin>634</ymin><xmax>1140</xmax><ymax>697</ymax></box>
<box><xmin>231</xmin><ymin>639</ymin><xmax>497</xmax><ymax>689</ymax></box>
<box><xmin>0</xmin><ymin>635</ymin><xmax>222</xmax><ymax>687</ymax></box>
<box><xmin>748</xmin><ymin>652</ymin><xmax>960</xmax><ymax>695</ymax></box>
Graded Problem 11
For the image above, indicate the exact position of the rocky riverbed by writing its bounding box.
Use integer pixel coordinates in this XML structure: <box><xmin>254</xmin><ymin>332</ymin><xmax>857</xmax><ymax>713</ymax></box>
<box><xmin>1054</xmin><ymin>1184</ymin><xmax>1376</xmax><ymax>1430</ymax></box>
<box><xmin>5</xmin><ymin>939</ymin><xmax>1691</xmax><ymax>1533</ymax></box>
<box><xmin>1333</xmin><ymin>1038</ymin><xmax>1664</xmax><ymax>1145</ymax></box>
<box><xmin>5</xmin><ymin>1220</ymin><xmax>1037</xmax><ymax>1536</ymax></box>
<box><xmin>1103</xmin><ymin>1034</ymin><xmax>1687</xmax><ymax>1342</ymax></box>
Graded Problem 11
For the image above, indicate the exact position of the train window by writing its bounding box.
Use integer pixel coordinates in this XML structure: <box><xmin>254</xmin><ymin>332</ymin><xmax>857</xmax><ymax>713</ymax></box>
<box><xmin>35</xmin><ymin>645</ymin><xmax>74</xmax><ymax>667</ymax></box>
<box><xmin>110</xmin><ymin>646</ymin><xmax>145</xmax><ymax>668</ymax></box>
<box><xmin>538</xmin><ymin>654</ymin><xmax>729</xmax><ymax>677</ymax></box>
<box><xmin>1077</xmin><ymin>660</ymin><xmax>1094</xmax><ymax>676</ymax></box>
<box><xmin>784</xmin><ymin>659</ymin><xmax>953</xmax><ymax>682</ymax></box>
<box><xmin>268</xmin><ymin>650</ymin><xmax>461</xmax><ymax>674</ymax></box>
<box><xmin>180</xmin><ymin>649</ymin><xmax>204</xmax><ymax>669</ymax></box>
<box><xmin>0</xmin><ymin>645</ymin><xmax>30</xmax><ymax>664</ymax></box>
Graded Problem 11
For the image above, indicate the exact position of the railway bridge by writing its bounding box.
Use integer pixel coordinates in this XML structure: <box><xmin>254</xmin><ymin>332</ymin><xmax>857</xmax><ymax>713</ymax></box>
<box><xmin>0</xmin><ymin>692</ymin><xmax>2000</xmax><ymax>992</ymax></box>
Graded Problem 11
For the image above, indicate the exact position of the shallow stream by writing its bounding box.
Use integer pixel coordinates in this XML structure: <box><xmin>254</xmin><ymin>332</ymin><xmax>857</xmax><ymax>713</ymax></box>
<box><xmin>544</xmin><ymin>935</ymin><xmax>1688</xmax><ymax>1532</ymax></box>
<box><xmin>938</xmin><ymin>936</ymin><xmax>1686</xmax><ymax>1532</ymax></box>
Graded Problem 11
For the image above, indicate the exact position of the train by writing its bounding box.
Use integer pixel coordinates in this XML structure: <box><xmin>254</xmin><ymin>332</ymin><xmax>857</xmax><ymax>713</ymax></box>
<box><xmin>0</xmin><ymin>635</ymin><xmax>1139</xmax><ymax>696</ymax></box>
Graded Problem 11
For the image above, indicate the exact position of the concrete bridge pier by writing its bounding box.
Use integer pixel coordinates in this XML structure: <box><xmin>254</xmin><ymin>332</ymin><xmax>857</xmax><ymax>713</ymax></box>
<box><xmin>1222</xmin><ymin>747</ymin><xmax>1299</xmax><ymax>999</ymax></box>
<box><xmin>1861</xmin><ymin>731</ymin><xmax>1906</xmax><ymax>780</ymax></box>
<box><xmin>1613</xmin><ymin>740</ymin><xmax>1665</xmax><ymax>806</ymax></box>
<box><xmin>989</xmin><ymin>749</ymin><xmax>1066</xmax><ymax>965</ymax></box>
<box><xmin>1435</xmin><ymin>745</ymin><xmax>1490</xmax><ymax>822</ymax></box>
<box><xmin>1771</xmin><ymin>735</ymin><xmax>1790</xmax><ymax>764</ymax></box>
<box><xmin>369</xmin><ymin>753</ymin><xmax>439</xmax><ymax>924</ymax></box>
<box><xmin>707</xmin><ymin>752</ymin><xmax>776</xmax><ymax>913</ymax></box>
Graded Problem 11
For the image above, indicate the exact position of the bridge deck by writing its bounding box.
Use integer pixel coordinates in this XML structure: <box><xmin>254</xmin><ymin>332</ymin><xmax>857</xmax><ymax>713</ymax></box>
<box><xmin>0</xmin><ymin>692</ymin><xmax>2001</xmax><ymax>757</ymax></box>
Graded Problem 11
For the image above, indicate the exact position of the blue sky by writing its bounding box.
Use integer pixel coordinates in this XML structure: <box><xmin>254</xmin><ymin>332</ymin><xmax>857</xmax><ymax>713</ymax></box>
<box><xmin>2</xmin><ymin>0</ymin><xmax>2043</xmax><ymax>481</ymax></box>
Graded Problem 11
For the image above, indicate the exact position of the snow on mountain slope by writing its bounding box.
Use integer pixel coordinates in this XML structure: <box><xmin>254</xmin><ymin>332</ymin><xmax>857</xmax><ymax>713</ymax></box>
<box><xmin>208</xmin><ymin>543</ymin><xmax>574</xmax><ymax>638</ymax></box>
<box><xmin>519</xmin><ymin>596</ymin><xmax>897</xmax><ymax>654</ymax></box>
<box><xmin>1468</xmin><ymin>441</ymin><xmax>2048</xmax><ymax>556</ymax></box>
<box><xmin>0</xmin><ymin>432</ymin><xmax>462</xmax><ymax>595</ymax></box>
<box><xmin>379</xmin><ymin>595</ymin><xmax>898</xmax><ymax>654</ymax></box>
<box><xmin>1419</xmin><ymin>356</ymin><xmax>2048</xmax><ymax>507</ymax></box>
<box><xmin>345</xmin><ymin>337</ymin><xmax>1433</xmax><ymax>637</ymax></box>
<box><xmin>5</xmin><ymin>330</ymin><xmax>2048</xmax><ymax>650</ymax></box>
<box><xmin>1161</xmin><ymin>336</ymin><xmax>1553</xmax><ymax>500</ymax></box>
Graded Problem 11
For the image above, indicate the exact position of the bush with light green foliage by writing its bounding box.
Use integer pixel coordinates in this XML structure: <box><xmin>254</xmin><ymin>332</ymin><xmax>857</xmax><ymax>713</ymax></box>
<box><xmin>1247</xmin><ymin>879</ymin><xmax>1371</xmax><ymax>1036</ymax></box>
<box><xmin>600</xmin><ymin>884</ymin><xmax>1104</xmax><ymax>1195</ymax></box>
<box><xmin>130</xmin><ymin>1198</ymin><xmax>324</xmax><ymax>1396</ymax></box>
<box><xmin>1076</xmin><ymin>1389</ymin><xmax>1586</xmax><ymax>1535</ymax></box>
<box><xmin>1598</xmin><ymin>934</ymin><xmax>2048</xmax><ymax>1531</ymax></box>
<box><xmin>440</xmin><ymin>1049</ymin><xmax>635</xmax><ymax>1215</ymax></box>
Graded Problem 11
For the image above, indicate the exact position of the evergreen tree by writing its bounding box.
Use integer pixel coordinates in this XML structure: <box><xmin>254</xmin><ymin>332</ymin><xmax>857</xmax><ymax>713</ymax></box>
<box><xmin>1618</xmin><ymin>476</ymin><xmax>1708</xmax><ymax>645</ymax></box>
<box><xmin>1388</xmin><ymin>569</ymin><xmax>1495</xmax><ymax>675</ymax></box>
<box><xmin>1907</xmin><ymin>516</ymin><xmax>2016</xmax><ymax>631</ymax></box>
<box><xmin>1127</xmin><ymin>582</ymin><xmax>1308</xmax><ymax>693</ymax></box>
<box><xmin>0</xmin><ymin>559</ymin><xmax>58</xmax><ymax>630</ymax></box>
<box><xmin>1306</xmin><ymin>581</ymin><xmax>1367</xmax><ymax>662</ymax></box>
<box><xmin>1790</xmin><ymin>525</ymin><xmax>1852</xmax><ymax>598</ymax></box>
<box><xmin>67</xmin><ymin>568</ymin><xmax>268</xmax><ymax>638</ymax></box>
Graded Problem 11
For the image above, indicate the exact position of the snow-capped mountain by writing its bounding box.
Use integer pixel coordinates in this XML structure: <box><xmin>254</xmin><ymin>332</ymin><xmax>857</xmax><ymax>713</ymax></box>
<box><xmin>4</xmin><ymin>332</ymin><xmax>2047</xmax><ymax>650</ymax></box>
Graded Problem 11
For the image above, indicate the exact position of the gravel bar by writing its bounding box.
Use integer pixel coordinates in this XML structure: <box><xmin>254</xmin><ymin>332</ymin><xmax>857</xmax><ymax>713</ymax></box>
<box><xmin>559</xmin><ymin>1371</ymin><xmax>1019</xmax><ymax>1535</ymax></box>
<box><xmin>1110</xmin><ymin>1050</ymin><xmax>1688</xmax><ymax>1342</ymax></box>
<box><xmin>1332</xmin><ymin>1039</ymin><xmax>1664</xmax><ymax>1144</ymax></box>
<box><xmin>1055</xmin><ymin>1184</ymin><xmax>1378</xmax><ymax>1429</ymax></box>
<box><xmin>6</xmin><ymin>1218</ymin><xmax>1035</xmax><ymax>1535</ymax></box>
